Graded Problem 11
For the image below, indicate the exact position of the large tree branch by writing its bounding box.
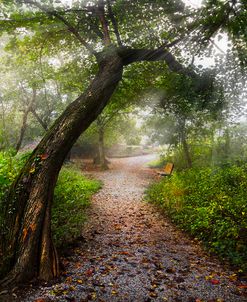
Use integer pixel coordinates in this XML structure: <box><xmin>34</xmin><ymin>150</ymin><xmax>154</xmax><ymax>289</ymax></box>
<box><xmin>118</xmin><ymin>47</ymin><xmax>196</xmax><ymax>78</ymax></box>
<box><xmin>18</xmin><ymin>0</ymin><xmax>95</xmax><ymax>54</ymax></box>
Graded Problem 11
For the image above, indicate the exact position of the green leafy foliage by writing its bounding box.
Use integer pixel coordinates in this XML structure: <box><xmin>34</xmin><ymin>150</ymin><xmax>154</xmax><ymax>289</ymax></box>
<box><xmin>52</xmin><ymin>165</ymin><xmax>101</xmax><ymax>247</ymax></box>
<box><xmin>0</xmin><ymin>152</ymin><xmax>101</xmax><ymax>246</ymax></box>
<box><xmin>146</xmin><ymin>166</ymin><xmax>247</xmax><ymax>271</ymax></box>
<box><xmin>0</xmin><ymin>150</ymin><xmax>31</xmax><ymax>202</ymax></box>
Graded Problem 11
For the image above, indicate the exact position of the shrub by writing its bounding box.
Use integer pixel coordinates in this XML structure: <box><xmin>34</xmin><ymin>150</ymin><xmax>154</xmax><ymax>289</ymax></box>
<box><xmin>146</xmin><ymin>165</ymin><xmax>247</xmax><ymax>271</ymax></box>
<box><xmin>52</xmin><ymin>165</ymin><xmax>101</xmax><ymax>247</ymax></box>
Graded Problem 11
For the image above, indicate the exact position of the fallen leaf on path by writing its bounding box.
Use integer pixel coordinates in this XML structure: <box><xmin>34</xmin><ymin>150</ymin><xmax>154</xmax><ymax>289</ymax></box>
<box><xmin>149</xmin><ymin>292</ymin><xmax>158</xmax><ymax>298</ymax></box>
<box><xmin>85</xmin><ymin>268</ymin><xmax>94</xmax><ymax>276</ymax></box>
<box><xmin>118</xmin><ymin>251</ymin><xmax>132</xmax><ymax>256</ymax></box>
<box><xmin>210</xmin><ymin>279</ymin><xmax>220</xmax><ymax>285</ymax></box>
<box><xmin>228</xmin><ymin>274</ymin><xmax>237</xmax><ymax>282</ymax></box>
<box><xmin>237</xmin><ymin>284</ymin><xmax>247</xmax><ymax>289</ymax></box>
<box><xmin>66</xmin><ymin>276</ymin><xmax>72</xmax><ymax>283</ymax></box>
<box><xmin>76</xmin><ymin>279</ymin><xmax>83</xmax><ymax>284</ymax></box>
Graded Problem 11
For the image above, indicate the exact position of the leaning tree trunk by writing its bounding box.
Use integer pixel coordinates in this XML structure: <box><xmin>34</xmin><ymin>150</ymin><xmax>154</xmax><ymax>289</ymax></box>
<box><xmin>0</xmin><ymin>49</ymin><xmax>123</xmax><ymax>287</ymax></box>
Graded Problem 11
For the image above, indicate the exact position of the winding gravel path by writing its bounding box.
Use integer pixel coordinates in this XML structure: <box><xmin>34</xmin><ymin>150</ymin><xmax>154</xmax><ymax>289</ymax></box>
<box><xmin>10</xmin><ymin>155</ymin><xmax>247</xmax><ymax>302</ymax></box>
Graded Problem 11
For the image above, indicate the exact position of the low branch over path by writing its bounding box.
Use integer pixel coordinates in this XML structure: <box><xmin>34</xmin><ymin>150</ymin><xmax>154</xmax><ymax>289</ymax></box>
<box><xmin>12</xmin><ymin>155</ymin><xmax>247</xmax><ymax>302</ymax></box>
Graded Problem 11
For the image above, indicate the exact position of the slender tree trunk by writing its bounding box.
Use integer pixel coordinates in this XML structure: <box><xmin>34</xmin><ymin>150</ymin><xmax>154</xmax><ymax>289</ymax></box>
<box><xmin>15</xmin><ymin>112</ymin><xmax>28</xmax><ymax>152</ymax></box>
<box><xmin>16</xmin><ymin>89</ymin><xmax>37</xmax><ymax>152</ymax></box>
<box><xmin>179</xmin><ymin>119</ymin><xmax>192</xmax><ymax>169</ymax></box>
<box><xmin>98</xmin><ymin>126</ymin><xmax>108</xmax><ymax>170</ymax></box>
<box><xmin>31</xmin><ymin>109</ymin><xmax>48</xmax><ymax>131</ymax></box>
<box><xmin>181</xmin><ymin>133</ymin><xmax>192</xmax><ymax>169</ymax></box>
<box><xmin>0</xmin><ymin>96</ymin><xmax>9</xmax><ymax>150</ymax></box>
<box><xmin>224</xmin><ymin>127</ymin><xmax>230</xmax><ymax>161</ymax></box>
<box><xmin>0</xmin><ymin>49</ymin><xmax>123</xmax><ymax>287</ymax></box>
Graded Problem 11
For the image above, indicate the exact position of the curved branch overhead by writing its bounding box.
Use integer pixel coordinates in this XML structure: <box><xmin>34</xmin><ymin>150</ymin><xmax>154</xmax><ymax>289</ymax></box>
<box><xmin>118</xmin><ymin>47</ymin><xmax>197</xmax><ymax>78</ymax></box>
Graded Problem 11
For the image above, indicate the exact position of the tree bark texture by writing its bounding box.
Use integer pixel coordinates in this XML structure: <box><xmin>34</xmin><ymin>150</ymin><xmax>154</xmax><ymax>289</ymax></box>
<box><xmin>0</xmin><ymin>49</ymin><xmax>123</xmax><ymax>286</ymax></box>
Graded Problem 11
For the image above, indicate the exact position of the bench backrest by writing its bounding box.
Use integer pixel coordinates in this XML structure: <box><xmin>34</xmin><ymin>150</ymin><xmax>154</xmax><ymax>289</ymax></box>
<box><xmin>164</xmin><ymin>163</ymin><xmax>174</xmax><ymax>175</ymax></box>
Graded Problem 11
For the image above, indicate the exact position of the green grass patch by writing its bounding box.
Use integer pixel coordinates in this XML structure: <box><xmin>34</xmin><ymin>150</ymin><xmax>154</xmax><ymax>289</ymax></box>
<box><xmin>147</xmin><ymin>157</ymin><xmax>166</xmax><ymax>168</ymax></box>
<box><xmin>0</xmin><ymin>151</ymin><xmax>101</xmax><ymax>247</ymax></box>
<box><xmin>146</xmin><ymin>166</ymin><xmax>247</xmax><ymax>272</ymax></box>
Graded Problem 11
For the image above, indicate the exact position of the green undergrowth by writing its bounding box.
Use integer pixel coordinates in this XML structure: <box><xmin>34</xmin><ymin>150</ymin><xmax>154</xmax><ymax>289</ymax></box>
<box><xmin>52</xmin><ymin>165</ymin><xmax>101</xmax><ymax>247</ymax></box>
<box><xmin>147</xmin><ymin>156</ymin><xmax>167</xmax><ymax>168</ymax></box>
<box><xmin>0</xmin><ymin>151</ymin><xmax>101</xmax><ymax>247</ymax></box>
<box><xmin>146</xmin><ymin>166</ymin><xmax>247</xmax><ymax>272</ymax></box>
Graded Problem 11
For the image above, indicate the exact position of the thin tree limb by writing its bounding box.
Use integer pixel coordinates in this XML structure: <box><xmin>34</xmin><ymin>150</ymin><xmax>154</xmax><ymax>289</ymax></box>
<box><xmin>87</xmin><ymin>14</ymin><xmax>104</xmax><ymax>40</ymax></box>
<box><xmin>106</xmin><ymin>0</ymin><xmax>122</xmax><ymax>46</ymax></box>
<box><xmin>31</xmin><ymin>108</ymin><xmax>48</xmax><ymax>131</ymax></box>
<box><xmin>18</xmin><ymin>0</ymin><xmax>95</xmax><ymax>54</ymax></box>
<box><xmin>96</xmin><ymin>0</ymin><xmax>111</xmax><ymax>45</ymax></box>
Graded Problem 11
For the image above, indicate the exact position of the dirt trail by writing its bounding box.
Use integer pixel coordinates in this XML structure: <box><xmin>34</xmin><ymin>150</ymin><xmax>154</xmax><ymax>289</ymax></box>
<box><xmin>13</xmin><ymin>155</ymin><xmax>247</xmax><ymax>301</ymax></box>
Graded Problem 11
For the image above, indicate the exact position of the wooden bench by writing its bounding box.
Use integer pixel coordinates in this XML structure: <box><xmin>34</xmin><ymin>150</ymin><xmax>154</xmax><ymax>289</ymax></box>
<box><xmin>157</xmin><ymin>162</ymin><xmax>174</xmax><ymax>176</ymax></box>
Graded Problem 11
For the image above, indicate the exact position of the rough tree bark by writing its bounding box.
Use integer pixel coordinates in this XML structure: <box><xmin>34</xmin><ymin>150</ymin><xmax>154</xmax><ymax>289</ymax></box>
<box><xmin>0</xmin><ymin>48</ymin><xmax>123</xmax><ymax>286</ymax></box>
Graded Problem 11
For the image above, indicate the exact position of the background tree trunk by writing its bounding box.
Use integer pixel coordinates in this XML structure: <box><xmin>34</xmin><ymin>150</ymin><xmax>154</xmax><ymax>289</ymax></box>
<box><xmin>0</xmin><ymin>50</ymin><xmax>123</xmax><ymax>287</ymax></box>
<box><xmin>179</xmin><ymin>119</ymin><xmax>192</xmax><ymax>168</ymax></box>
<box><xmin>15</xmin><ymin>89</ymin><xmax>37</xmax><ymax>152</ymax></box>
<box><xmin>31</xmin><ymin>108</ymin><xmax>48</xmax><ymax>131</ymax></box>
<box><xmin>98</xmin><ymin>126</ymin><xmax>108</xmax><ymax>170</ymax></box>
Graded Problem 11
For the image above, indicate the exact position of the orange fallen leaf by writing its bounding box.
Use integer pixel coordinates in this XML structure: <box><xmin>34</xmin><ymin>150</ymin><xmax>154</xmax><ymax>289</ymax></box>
<box><xmin>85</xmin><ymin>268</ymin><xmax>94</xmax><ymax>276</ymax></box>
<box><xmin>210</xmin><ymin>279</ymin><xmax>220</xmax><ymax>285</ymax></box>
<box><xmin>118</xmin><ymin>251</ymin><xmax>132</xmax><ymax>256</ymax></box>
<box><xmin>76</xmin><ymin>279</ymin><xmax>83</xmax><ymax>284</ymax></box>
<box><xmin>66</xmin><ymin>276</ymin><xmax>72</xmax><ymax>283</ymax></box>
<box><xmin>237</xmin><ymin>284</ymin><xmax>247</xmax><ymax>289</ymax></box>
